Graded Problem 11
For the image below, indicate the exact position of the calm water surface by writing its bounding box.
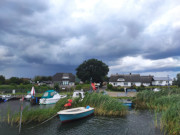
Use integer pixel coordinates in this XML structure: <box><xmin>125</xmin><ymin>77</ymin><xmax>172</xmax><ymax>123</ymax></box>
<box><xmin>0</xmin><ymin>100</ymin><xmax>163</xmax><ymax>135</ymax></box>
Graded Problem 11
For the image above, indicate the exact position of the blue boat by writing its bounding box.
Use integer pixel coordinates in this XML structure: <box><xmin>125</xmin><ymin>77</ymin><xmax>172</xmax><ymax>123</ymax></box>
<box><xmin>123</xmin><ymin>102</ymin><xmax>133</xmax><ymax>107</ymax></box>
<box><xmin>57</xmin><ymin>107</ymin><xmax>94</xmax><ymax>122</ymax></box>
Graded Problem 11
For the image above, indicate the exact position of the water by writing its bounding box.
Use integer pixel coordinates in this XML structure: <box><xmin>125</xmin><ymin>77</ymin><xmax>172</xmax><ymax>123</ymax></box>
<box><xmin>0</xmin><ymin>101</ymin><xmax>163</xmax><ymax>135</ymax></box>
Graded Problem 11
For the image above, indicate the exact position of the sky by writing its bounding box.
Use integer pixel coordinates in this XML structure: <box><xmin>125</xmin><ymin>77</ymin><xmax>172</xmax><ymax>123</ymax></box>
<box><xmin>0</xmin><ymin>0</ymin><xmax>180</xmax><ymax>79</ymax></box>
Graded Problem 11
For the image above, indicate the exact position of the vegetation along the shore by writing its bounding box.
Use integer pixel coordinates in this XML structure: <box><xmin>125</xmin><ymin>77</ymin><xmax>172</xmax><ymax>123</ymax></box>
<box><xmin>134</xmin><ymin>88</ymin><xmax>180</xmax><ymax>135</ymax></box>
<box><xmin>10</xmin><ymin>93</ymin><xmax>127</xmax><ymax>125</ymax></box>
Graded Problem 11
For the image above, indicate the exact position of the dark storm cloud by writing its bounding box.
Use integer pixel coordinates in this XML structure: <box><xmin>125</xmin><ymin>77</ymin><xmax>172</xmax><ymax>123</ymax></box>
<box><xmin>0</xmin><ymin>0</ymin><xmax>49</xmax><ymax>33</ymax></box>
<box><xmin>0</xmin><ymin>0</ymin><xmax>180</xmax><ymax>78</ymax></box>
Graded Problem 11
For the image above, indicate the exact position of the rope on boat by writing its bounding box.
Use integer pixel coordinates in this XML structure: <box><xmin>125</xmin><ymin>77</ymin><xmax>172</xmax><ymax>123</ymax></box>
<box><xmin>27</xmin><ymin>113</ymin><xmax>58</xmax><ymax>129</ymax></box>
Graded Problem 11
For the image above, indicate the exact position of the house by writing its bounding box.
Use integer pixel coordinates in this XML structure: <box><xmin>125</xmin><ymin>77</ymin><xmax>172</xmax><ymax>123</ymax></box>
<box><xmin>109</xmin><ymin>73</ymin><xmax>173</xmax><ymax>87</ymax></box>
<box><xmin>38</xmin><ymin>81</ymin><xmax>53</xmax><ymax>87</ymax></box>
<box><xmin>141</xmin><ymin>76</ymin><xmax>153</xmax><ymax>86</ymax></box>
<box><xmin>52</xmin><ymin>73</ymin><xmax>75</xmax><ymax>87</ymax></box>
<box><xmin>152</xmin><ymin>77</ymin><xmax>172</xmax><ymax>86</ymax></box>
<box><xmin>109</xmin><ymin>73</ymin><xmax>142</xmax><ymax>87</ymax></box>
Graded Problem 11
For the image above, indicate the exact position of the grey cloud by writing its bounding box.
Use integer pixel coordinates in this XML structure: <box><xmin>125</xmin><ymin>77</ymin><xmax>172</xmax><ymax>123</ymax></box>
<box><xmin>0</xmin><ymin>0</ymin><xmax>180</xmax><ymax>77</ymax></box>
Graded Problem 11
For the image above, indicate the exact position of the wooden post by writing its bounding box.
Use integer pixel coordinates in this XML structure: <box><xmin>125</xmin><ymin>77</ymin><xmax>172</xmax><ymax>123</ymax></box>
<box><xmin>19</xmin><ymin>96</ymin><xmax>24</xmax><ymax>134</ymax></box>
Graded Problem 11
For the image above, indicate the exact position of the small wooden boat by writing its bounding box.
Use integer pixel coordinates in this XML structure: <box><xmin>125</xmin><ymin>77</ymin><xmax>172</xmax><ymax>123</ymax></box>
<box><xmin>57</xmin><ymin>107</ymin><xmax>94</xmax><ymax>122</ymax></box>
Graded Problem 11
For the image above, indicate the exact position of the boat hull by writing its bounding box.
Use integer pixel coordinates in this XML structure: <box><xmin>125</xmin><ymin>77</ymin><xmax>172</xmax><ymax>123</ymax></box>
<box><xmin>39</xmin><ymin>98</ymin><xmax>60</xmax><ymax>105</ymax></box>
<box><xmin>123</xmin><ymin>103</ymin><xmax>132</xmax><ymax>107</ymax></box>
<box><xmin>58</xmin><ymin>108</ymin><xmax>94</xmax><ymax>122</ymax></box>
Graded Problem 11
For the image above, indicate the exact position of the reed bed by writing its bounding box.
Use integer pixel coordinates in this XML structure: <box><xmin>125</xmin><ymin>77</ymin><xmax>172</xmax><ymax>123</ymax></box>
<box><xmin>80</xmin><ymin>93</ymin><xmax>128</xmax><ymax>116</ymax></box>
<box><xmin>134</xmin><ymin>88</ymin><xmax>180</xmax><ymax>135</ymax></box>
<box><xmin>10</xmin><ymin>93</ymin><xmax>127</xmax><ymax>124</ymax></box>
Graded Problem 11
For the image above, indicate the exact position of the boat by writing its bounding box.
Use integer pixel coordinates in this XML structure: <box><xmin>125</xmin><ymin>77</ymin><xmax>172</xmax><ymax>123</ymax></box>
<box><xmin>119</xmin><ymin>99</ymin><xmax>133</xmax><ymax>107</ymax></box>
<box><xmin>57</xmin><ymin>106</ymin><xmax>94</xmax><ymax>122</ymax></box>
<box><xmin>24</xmin><ymin>91</ymin><xmax>31</xmax><ymax>100</ymax></box>
<box><xmin>39</xmin><ymin>90</ymin><xmax>66</xmax><ymax>104</ymax></box>
<box><xmin>2</xmin><ymin>94</ymin><xmax>12</xmax><ymax>101</ymax></box>
<box><xmin>72</xmin><ymin>90</ymin><xmax>85</xmax><ymax>99</ymax></box>
<box><xmin>153</xmin><ymin>88</ymin><xmax>160</xmax><ymax>92</ymax></box>
<box><xmin>25</xmin><ymin>86</ymin><xmax>36</xmax><ymax>100</ymax></box>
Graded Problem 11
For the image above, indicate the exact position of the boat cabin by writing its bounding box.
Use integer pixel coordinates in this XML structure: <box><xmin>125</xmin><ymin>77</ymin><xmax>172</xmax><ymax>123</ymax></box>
<box><xmin>41</xmin><ymin>90</ymin><xmax>59</xmax><ymax>99</ymax></box>
<box><xmin>72</xmin><ymin>90</ymin><xmax>85</xmax><ymax>99</ymax></box>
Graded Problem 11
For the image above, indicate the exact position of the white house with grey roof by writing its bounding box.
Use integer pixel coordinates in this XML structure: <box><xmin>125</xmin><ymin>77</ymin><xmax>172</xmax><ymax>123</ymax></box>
<box><xmin>109</xmin><ymin>73</ymin><xmax>143</xmax><ymax>87</ymax></box>
<box><xmin>109</xmin><ymin>73</ymin><xmax>173</xmax><ymax>87</ymax></box>
<box><xmin>152</xmin><ymin>77</ymin><xmax>172</xmax><ymax>86</ymax></box>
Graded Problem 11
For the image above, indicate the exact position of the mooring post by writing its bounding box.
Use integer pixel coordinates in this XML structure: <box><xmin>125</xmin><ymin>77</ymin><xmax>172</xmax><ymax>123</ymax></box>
<box><xmin>19</xmin><ymin>96</ymin><xmax>24</xmax><ymax>134</ymax></box>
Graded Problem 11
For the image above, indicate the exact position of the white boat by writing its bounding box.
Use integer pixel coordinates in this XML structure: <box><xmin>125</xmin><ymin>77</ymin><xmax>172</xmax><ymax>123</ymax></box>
<box><xmin>57</xmin><ymin>106</ymin><xmax>94</xmax><ymax>122</ymax></box>
<box><xmin>39</xmin><ymin>90</ymin><xmax>66</xmax><ymax>105</ymax></box>
<box><xmin>72</xmin><ymin>90</ymin><xmax>85</xmax><ymax>99</ymax></box>
<box><xmin>25</xmin><ymin>86</ymin><xmax>35</xmax><ymax>100</ymax></box>
<box><xmin>24</xmin><ymin>91</ymin><xmax>31</xmax><ymax>100</ymax></box>
<box><xmin>2</xmin><ymin>94</ymin><xmax>12</xmax><ymax>101</ymax></box>
<box><xmin>153</xmin><ymin>88</ymin><xmax>161</xmax><ymax>92</ymax></box>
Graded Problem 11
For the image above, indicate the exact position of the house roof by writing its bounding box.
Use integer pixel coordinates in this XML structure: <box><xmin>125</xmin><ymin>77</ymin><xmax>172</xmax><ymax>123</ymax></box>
<box><xmin>153</xmin><ymin>77</ymin><xmax>172</xmax><ymax>81</ymax></box>
<box><xmin>109</xmin><ymin>74</ymin><xmax>141</xmax><ymax>82</ymax></box>
<box><xmin>52</xmin><ymin>73</ymin><xmax>75</xmax><ymax>82</ymax></box>
<box><xmin>141</xmin><ymin>76</ymin><xmax>153</xmax><ymax>83</ymax></box>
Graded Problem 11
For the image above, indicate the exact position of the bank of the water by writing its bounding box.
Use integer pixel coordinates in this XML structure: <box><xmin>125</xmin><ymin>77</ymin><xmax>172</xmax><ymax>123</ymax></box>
<box><xmin>134</xmin><ymin>88</ymin><xmax>180</xmax><ymax>135</ymax></box>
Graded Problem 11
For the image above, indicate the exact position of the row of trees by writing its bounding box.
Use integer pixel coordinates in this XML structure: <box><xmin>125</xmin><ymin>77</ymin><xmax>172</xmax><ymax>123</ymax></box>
<box><xmin>0</xmin><ymin>76</ymin><xmax>30</xmax><ymax>85</ymax></box>
<box><xmin>0</xmin><ymin>75</ymin><xmax>52</xmax><ymax>85</ymax></box>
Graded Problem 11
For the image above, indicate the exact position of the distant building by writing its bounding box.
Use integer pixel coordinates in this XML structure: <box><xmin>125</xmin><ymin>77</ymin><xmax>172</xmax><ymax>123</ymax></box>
<box><xmin>152</xmin><ymin>77</ymin><xmax>172</xmax><ymax>86</ymax></box>
<box><xmin>52</xmin><ymin>73</ymin><xmax>75</xmax><ymax>87</ymax></box>
<box><xmin>21</xmin><ymin>78</ymin><xmax>33</xmax><ymax>84</ymax></box>
<box><xmin>109</xmin><ymin>73</ymin><xmax>142</xmax><ymax>87</ymax></box>
<box><xmin>38</xmin><ymin>81</ymin><xmax>53</xmax><ymax>87</ymax></box>
<box><xmin>109</xmin><ymin>73</ymin><xmax>172</xmax><ymax>87</ymax></box>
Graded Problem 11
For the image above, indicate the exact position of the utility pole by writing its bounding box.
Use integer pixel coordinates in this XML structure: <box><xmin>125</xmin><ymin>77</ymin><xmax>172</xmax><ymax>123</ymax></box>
<box><xmin>168</xmin><ymin>75</ymin><xmax>170</xmax><ymax>90</ymax></box>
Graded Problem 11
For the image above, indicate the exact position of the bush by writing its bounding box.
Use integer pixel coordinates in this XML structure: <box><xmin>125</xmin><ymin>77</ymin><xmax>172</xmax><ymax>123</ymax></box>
<box><xmin>107</xmin><ymin>84</ymin><xmax>113</xmax><ymax>89</ymax></box>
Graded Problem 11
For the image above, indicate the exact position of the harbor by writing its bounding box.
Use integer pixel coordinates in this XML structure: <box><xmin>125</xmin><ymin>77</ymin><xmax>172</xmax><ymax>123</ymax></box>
<box><xmin>0</xmin><ymin>100</ymin><xmax>163</xmax><ymax>135</ymax></box>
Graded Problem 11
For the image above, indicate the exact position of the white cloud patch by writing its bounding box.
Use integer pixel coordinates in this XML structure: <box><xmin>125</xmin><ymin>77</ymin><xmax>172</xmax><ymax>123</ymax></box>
<box><xmin>110</xmin><ymin>56</ymin><xmax>180</xmax><ymax>72</ymax></box>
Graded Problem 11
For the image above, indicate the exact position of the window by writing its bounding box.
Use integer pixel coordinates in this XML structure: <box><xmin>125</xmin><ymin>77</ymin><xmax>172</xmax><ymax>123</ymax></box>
<box><xmin>43</xmin><ymin>92</ymin><xmax>48</xmax><ymax>97</ymax></box>
<box><xmin>158</xmin><ymin>81</ymin><xmax>163</xmax><ymax>84</ymax></box>
<box><xmin>117</xmin><ymin>78</ymin><xmax>125</xmax><ymax>81</ymax></box>
<box><xmin>62</xmin><ymin>76</ymin><xmax>69</xmax><ymax>79</ymax></box>
<box><xmin>63</xmin><ymin>81</ymin><xmax>69</xmax><ymax>85</ymax></box>
<box><xmin>124</xmin><ymin>82</ymin><xmax>128</xmax><ymax>86</ymax></box>
<box><xmin>50</xmin><ymin>92</ymin><xmax>55</xmax><ymax>96</ymax></box>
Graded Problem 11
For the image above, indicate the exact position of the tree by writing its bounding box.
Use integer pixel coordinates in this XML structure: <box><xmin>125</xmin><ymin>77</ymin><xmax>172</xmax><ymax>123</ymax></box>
<box><xmin>76</xmin><ymin>59</ymin><xmax>109</xmax><ymax>84</ymax></box>
<box><xmin>9</xmin><ymin>77</ymin><xmax>21</xmax><ymax>84</ymax></box>
<box><xmin>0</xmin><ymin>75</ymin><xmax>5</xmax><ymax>84</ymax></box>
<box><xmin>177</xmin><ymin>73</ymin><xmax>180</xmax><ymax>87</ymax></box>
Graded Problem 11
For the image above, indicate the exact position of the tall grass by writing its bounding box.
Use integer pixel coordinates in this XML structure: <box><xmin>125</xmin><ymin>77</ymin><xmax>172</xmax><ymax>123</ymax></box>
<box><xmin>10</xmin><ymin>93</ymin><xmax>127</xmax><ymax>124</ymax></box>
<box><xmin>134</xmin><ymin>88</ymin><xmax>180</xmax><ymax>135</ymax></box>
<box><xmin>80</xmin><ymin>93</ymin><xmax>127</xmax><ymax>116</ymax></box>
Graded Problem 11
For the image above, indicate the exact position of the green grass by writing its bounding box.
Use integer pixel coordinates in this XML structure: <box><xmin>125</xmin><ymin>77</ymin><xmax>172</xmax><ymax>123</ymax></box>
<box><xmin>10</xmin><ymin>93</ymin><xmax>127</xmax><ymax>125</ymax></box>
<box><xmin>134</xmin><ymin>88</ymin><xmax>180</xmax><ymax>135</ymax></box>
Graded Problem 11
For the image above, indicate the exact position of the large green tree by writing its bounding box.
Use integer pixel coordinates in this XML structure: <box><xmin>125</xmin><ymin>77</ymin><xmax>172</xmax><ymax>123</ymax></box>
<box><xmin>76</xmin><ymin>59</ymin><xmax>109</xmax><ymax>83</ymax></box>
